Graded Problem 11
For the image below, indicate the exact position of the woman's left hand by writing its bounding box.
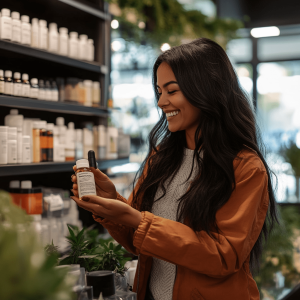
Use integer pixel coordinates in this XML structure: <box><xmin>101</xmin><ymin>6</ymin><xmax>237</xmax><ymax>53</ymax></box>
<box><xmin>70</xmin><ymin>195</ymin><xmax>142</xmax><ymax>229</ymax></box>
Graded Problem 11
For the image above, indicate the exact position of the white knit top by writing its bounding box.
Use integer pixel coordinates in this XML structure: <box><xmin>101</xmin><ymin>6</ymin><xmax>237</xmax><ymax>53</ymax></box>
<box><xmin>149</xmin><ymin>148</ymin><xmax>201</xmax><ymax>300</ymax></box>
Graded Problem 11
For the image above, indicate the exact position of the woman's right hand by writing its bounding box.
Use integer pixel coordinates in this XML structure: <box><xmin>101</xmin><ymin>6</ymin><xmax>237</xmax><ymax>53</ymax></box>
<box><xmin>71</xmin><ymin>166</ymin><xmax>117</xmax><ymax>199</ymax></box>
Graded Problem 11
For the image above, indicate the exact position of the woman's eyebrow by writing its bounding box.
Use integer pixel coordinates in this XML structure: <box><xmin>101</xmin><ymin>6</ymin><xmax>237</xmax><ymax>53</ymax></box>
<box><xmin>156</xmin><ymin>81</ymin><xmax>178</xmax><ymax>89</ymax></box>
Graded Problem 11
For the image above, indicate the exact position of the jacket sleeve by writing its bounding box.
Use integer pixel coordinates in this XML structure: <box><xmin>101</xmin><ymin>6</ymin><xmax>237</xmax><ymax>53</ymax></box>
<box><xmin>132</xmin><ymin>155</ymin><xmax>270</xmax><ymax>277</ymax></box>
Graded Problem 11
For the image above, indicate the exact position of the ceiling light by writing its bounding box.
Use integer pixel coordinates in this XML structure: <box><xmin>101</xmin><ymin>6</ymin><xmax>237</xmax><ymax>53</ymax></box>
<box><xmin>111</xmin><ymin>19</ymin><xmax>119</xmax><ymax>29</ymax></box>
<box><xmin>250</xmin><ymin>26</ymin><xmax>280</xmax><ymax>38</ymax></box>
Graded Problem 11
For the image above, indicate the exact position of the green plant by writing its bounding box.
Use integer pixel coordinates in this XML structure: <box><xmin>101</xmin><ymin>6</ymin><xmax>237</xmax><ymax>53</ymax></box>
<box><xmin>0</xmin><ymin>190</ymin><xmax>73</xmax><ymax>300</ymax></box>
<box><xmin>281</xmin><ymin>140</ymin><xmax>300</xmax><ymax>177</ymax></box>
<box><xmin>45</xmin><ymin>240</ymin><xmax>60</xmax><ymax>261</ymax></box>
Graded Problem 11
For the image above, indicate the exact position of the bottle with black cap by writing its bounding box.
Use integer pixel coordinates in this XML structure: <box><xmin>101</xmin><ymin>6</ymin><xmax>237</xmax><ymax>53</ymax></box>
<box><xmin>88</xmin><ymin>150</ymin><xmax>98</xmax><ymax>169</ymax></box>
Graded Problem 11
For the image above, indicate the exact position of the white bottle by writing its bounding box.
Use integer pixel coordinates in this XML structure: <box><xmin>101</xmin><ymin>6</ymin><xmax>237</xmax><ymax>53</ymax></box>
<box><xmin>0</xmin><ymin>70</ymin><xmax>5</xmax><ymax>94</ymax></box>
<box><xmin>92</xmin><ymin>81</ymin><xmax>101</xmax><ymax>106</ymax></box>
<box><xmin>87</xmin><ymin>39</ymin><xmax>94</xmax><ymax>61</ymax></box>
<box><xmin>21</xmin><ymin>15</ymin><xmax>31</xmax><ymax>45</ymax></box>
<box><xmin>11</xmin><ymin>11</ymin><xmax>21</xmax><ymax>43</ymax></box>
<box><xmin>31</xmin><ymin>18</ymin><xmax>39</xmax><ymax>48</ymax></box>
<box><xmin>0</xmin><ymin>126</ymin><xmax>8</xmax><ymax>165</ymax></box>
<box><xmin>21</xmin><ymin>74</ymin><xmax>30</xmax><ymax>97</ymax></box>
<box><xmin>78</xmin><ymin>34</ymin><xmax>88</xmax><ymax>60</ymax></box>
<box><xmin>22</xmin><ymin>135</ymin><xmax>31</xmax><ymax>163</ymax></box>
<box><xmin>66</xmin><ymin>122</ymin><xmax>76</xmax><ymax>161</ymax></box>
<box><xmin>56</xmin><ymin>117</ymin><xmax>66</xmax><ymax>162</ymax></box>
<box><xmin>4</xmin><ymin>70</ymin><xmax>13</xmax><ymax>95</ymax></box>
<box><xmin>51</xmin><ymin>81</ymin><xmax>59</xmax><ymax>101</ymax></box>
<box><xmin>38</xmin><ymin>20</ymin><xmax>48</xmax><ymax>50</ymax></box>
<box><xmin>38</xmin><ymin>79</ymin><xmax>46</xmax><ymax>100</ymax></box>
<box><xmin>75</xmin><ymin>128</ymin><xmax>83</xmax><ymax>160</ymax></box>
<box><xmin>48</xmin><ymin>23</ymin><xmax>58</xmax><ymax>53</ymax></box>
<box><xmin>83</xmin><ymin>80</ymin><xmax>92</xmax><ymax>106</ymax></box>
<box><xmin>30</xmin><ymin>78</ymin><xmax>39</xmax><ymax>99</ymax></box>
<box><xmin>53</xmin><ymin>125</ymin><xmax>65</xmax><ymax>162</ymax></box>
<box><xmin>0</xmin><ymin>8</ymin><xmax>12</xmax><ymax>41</ymax></box>
<box><xmin>7</xmin><ymin>127</ymin><xmax>17</xmax><ymax>164</ymax></box>
<box><xmin>5</xmin><ymin>109</ymin><xmax>24</xmax><ymax>163</ymax></box>
<box><xmin>31</xmin><ymin>214</ymin><xmax>43</xmax><ymax>243</ymax></box>
<box><xmin>69</xmin><ymin>32</ymin><xmax>78</xmax><ymax>59</ymax></box>
<box><xmin>58</xmin><ymin>27</ymin><xmax>68</xmax><ymax>56</ymax></box>
<box><xmin>13</xmin><ymin>72</ymin><xmax>22</xmax><ymax>96</ymax></box>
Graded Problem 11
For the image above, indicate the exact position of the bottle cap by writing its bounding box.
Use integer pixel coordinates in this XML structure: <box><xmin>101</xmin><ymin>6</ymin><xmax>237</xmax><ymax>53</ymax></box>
<box><xmin>5</xmin><ymin>70</ymin><xmax>12</xmax><ymax>77</ymax></box>
<box><xmin>11</xmin><ymin>11</ymin><xmax>20</xmax><ymax>20</ymax></box>
<box><xmin>49</xmin><ymin>22</ymin><xmax>57</xmax><ymax>31</ymax></box>
<box><xmin>88</xmin><ymin>150</ymin><xmax>97</xmax><ymax>169</ymax></box>
<box><xmin>83</xmin><ymin>80</ymin><xmax>92</xmax><ymax>86</ymax></box>
<box><xmin>39</xmin><ymin>121</ymin><xmax>47</xmax><ymax>129</ymax></box>
<box><xmin>0</xmin><ymin>70</ymin><xmax>3</xmax><ymax>77</ymax></box>
<box><xmin>33</xmin><ymin>121</ymin><xmax>40</xmax><ymax>129</ymax></box>
<box><xmin>88</xmin><ymin>39</ymin><xmax>94</xmax><ymax>44</ymax></box>
<box><xmin>10</xmin><ymin>109</ymin><xmax>18</xmax><ymax>115</ymax></box>
<box><xmin>1</xmin><ymin>8</ymin><xmax>10</xmax><ymax>17</ymax></box>
<box><xmin>21</xmin><ymin>180</ymin><xmax>32</xmax><ymax>189</ymax></box>
<box><xmin>14</xmin><ymin>72</ymin><xmax>21</xmax><ymax>79</ymax></box>
<box><xmin>68</xmin><ymin>122</ymin><xmax>75</xmax><ymax>130</ymax></box>
<box><xmin>31</xmin><ymin>78</ymin><xmax>38</xmax><ymax>85</ymax></box>
<box><xmin>22</xmin><ymin>73</ymin><xmax>29</xmax><ymax>80</ymax></box>
<box><xmin>56</xmin><ymin>117</ymin><xmax>65</xmax><ymax>126</ymax></box>
<box><xmin>70</xmin><ymin>32</ymin><xmax>78</xmax><ymax>38</ymax></box>
<box><xmin>9</xmin><ymin>180</ymin><xmax>20</xmax><ymax>188</ymax></box>
<box><xmin>79</xmin><ymin>34</ymin><xmax>88</xmax><ymax>40</ymax></box>
<box><xmin>39</xmin><ymin>19</ymin><xmax>47</xmax><ymax>27</ymax></box>
<box><xmin>0</xmin><ymin>126</ymin><xmax>8</xmax><ymax>133</ymax></box>
<box><xmin>93</xmin><ymin>81</ymin><xmax>100</xmax><ymax>88</ymax></box>
<box><xmin>22</xmin><ymin>135</ymin><xmax>30</xmax><ymax>143</ymax></box>
<box><xmin>21</xmin><ymin>15</ymin><xmax>29</xmax><ymax>23</ymax></box>
<box><xmin>76</xmin><ymin>159</ymin><xmax>89</xmax><ymax>169</ymax></box>
<box><xmin>32</xmin><ymin>18</ymin><xmax>39</xmax><ymax>25</ymax></box>
<box><xmin>47</xmin><ymin>123</ymin><xmax>54</xmax><ymax>131</ymax></box>
<box><xmin>59</xmin><ymin>27</ymin><xmax>68</xmax><ymax>34</ymax></box>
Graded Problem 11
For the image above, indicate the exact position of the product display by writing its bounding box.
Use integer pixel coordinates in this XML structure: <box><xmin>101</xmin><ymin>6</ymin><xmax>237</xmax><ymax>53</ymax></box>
<box><xmin>0</xmin><ymin>8</ymin><xmax>12</xmax><ymax>41</ymax></box>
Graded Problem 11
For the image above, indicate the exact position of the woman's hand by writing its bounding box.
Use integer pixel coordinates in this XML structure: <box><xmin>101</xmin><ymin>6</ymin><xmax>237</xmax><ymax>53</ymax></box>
<box><xmin>71</xmin><ymin>166</ymin><xmax>117</xmax><ymax>199</ymax></box>
<box><xmin>70</xmin><ymin>195</ymin><xmax>142</xmax><ymax>229</ymax></box>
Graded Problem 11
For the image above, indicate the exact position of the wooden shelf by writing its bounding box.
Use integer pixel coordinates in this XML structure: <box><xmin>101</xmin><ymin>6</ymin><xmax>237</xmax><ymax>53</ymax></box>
<box><xmin>0</xmin><ymin>158</ymin><xmax>130</xmax><ymax>176</ymax></box>
<box><xmin>0</xmin><ymin>40</ymin><xmax>108</xmax><ymax>74</ymax></box>
<box><xmin>0</xmin><ymin>95</ymin><xmax>109</xmax><ymax>117</ymax></box>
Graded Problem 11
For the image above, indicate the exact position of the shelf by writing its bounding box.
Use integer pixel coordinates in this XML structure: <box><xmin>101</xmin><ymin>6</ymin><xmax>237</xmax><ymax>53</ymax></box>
<box><xmin>0</xmin><ymin>40</ymin><xmax>108</xmax><ymax>74</ymax></box>
<box><xmin>0</xmin><ymin>158</ymin><xmax>130</xmax><ymax>176</ymax></box>
<box><xmin>0</xmin><ymin>95</ymin><xmax>109</xmax><ymax>116</ymax></box>
<box><xmin>59</xmin><ymin>0</ymin><xmax>111</xmax><ymax>20</ymax></box>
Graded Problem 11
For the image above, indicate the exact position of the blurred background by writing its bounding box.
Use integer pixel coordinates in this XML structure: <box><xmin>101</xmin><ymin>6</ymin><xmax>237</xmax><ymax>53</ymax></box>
<box><xmin>1</xmin><ymin>0</ymin><xmax>300</xmax><ymax>299</ymax></box>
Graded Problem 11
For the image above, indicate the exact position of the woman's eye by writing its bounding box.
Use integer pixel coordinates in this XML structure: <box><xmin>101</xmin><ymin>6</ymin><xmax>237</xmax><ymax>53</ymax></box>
<box><xmin>168</xmin><ymin>90</ymin><xmax>177</xmax><ymax>94</ymax></box>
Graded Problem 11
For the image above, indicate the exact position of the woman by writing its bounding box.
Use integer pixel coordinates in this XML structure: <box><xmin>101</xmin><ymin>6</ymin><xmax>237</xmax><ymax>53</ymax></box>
<box><xmin>71</xmin><ymin>37</ymin><xmax>278</xmax><ymax>300</ymax></box>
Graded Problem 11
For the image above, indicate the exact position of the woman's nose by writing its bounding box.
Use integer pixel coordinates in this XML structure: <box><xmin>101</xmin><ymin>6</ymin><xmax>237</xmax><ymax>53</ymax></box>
<box><xmin>157</xmin><ymin>92</ymin><xmax>170</xmax><ymax>109</ymax></box>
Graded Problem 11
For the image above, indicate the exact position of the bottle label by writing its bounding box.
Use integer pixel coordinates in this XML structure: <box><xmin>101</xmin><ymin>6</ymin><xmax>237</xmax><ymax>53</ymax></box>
<box><xmin>30</xmin><ymin>87</ymin><xmax>39</xmax><ymax>99</ymax></box>
<box><xmin>22</xmin><ymin>145</ymin><xmax>31</xmax><ymax>163</ymax></box>
<box><xmin>59</xmin><ymin>37</ymin><xmax>68</xmax><ymax>55</ymax></box>
<box><xmin>22</xmin><ymin>84</ymin><xmax>30</xmax><ymax>97</ymax></box>
<box><xmin>0</xmin><ymin>136</ymin><xmax>8</xmax><ymax>164</ymax></box>
<box><xmin>8</xmin><ymin>142</ymin><xmax>17</xmax><ymax>163</ymax></box>
<box><xmin>14</xmin><ymin>83</ymin><xmax>22</xmax><ymax>96</ymax></box>
<box><xmin>49</xmin><ymin>36</ymin><xmax>58</xmax><ymax>52</ymax></box>
<box><xmin>4</xmin><ymin>81</ymin><xmax>13</xmax><ymax>95</ymax></box>
<box><xmin>1</xmin><ymin>19</ymin><xmax>12</xmax><ymax>40</ymax></box>
<box><xmin>32</xmin><ymin>29</ymin><xmax>39</xmax><ymax>48</ymax></box>
<box><xmin>38</xmin><ymin>89</ymin><xmax>46</xmax><ymax>100</ymax></box>
<box><xmin>0</xmin><ymin>81</ymin><xmax>4</xmax><ymax>94</ymax></box>
<box><xmin>12</xmin><ymin>24</ymin><xmax>21</xmax><ymax>43</ymax></box>
<box><xmin>77</xmin><ymin>172</ymin><xmax>97</xmax><ymax>198</ymax></box>
<box><xmin>21</xmin><ymin>26</ymin><xmax>31</xmax><ymax>45</ymax></box>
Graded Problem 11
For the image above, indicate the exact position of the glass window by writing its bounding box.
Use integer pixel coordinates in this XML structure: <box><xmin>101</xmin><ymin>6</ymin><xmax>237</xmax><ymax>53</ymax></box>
<box><xmin>258</xmin><ymin>35</ymin><xmax>300</xmax><ymax>61</ymax></box>
<box><xmin>234</xmin><ymin>63</ymin><xmax>253</xmax><ymax>102</ymax></box>
<box><xmin>226</xmin><ymin>38</ymin><xmax>252</xmax><ymax>62</ymax></box>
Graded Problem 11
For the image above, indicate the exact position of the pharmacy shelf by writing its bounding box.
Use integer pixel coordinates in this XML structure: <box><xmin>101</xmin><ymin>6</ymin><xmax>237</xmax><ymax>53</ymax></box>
<box><xmin>0</xmin><ymin>158</ymin><xmax>129</xmax><ymax>176</ymax></box>
<box><xmin>0</xmin><ymin>95</ymin><xmax>109</xmax><ymax>117</ymax></box>
<box><xmin>0</xmin><ymin>40</ymin><xmax>108</xmax><ymax>74</ymax></box>
<box><xmin>58</xmin><ymin>0</ymin><xmax>111</xmax><ymax>20</ymax></box>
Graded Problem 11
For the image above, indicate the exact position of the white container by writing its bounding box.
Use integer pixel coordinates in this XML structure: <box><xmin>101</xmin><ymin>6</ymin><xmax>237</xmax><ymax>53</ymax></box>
<box><xmin>98</xmin><ymin>125</ymin><xmax>106</xmax><ymax>159</ymax></box>
<box><xmin>92</xmin><ymin>81</ymin><xmax>100</xmax><ymax>106</ymax></box>
<box><xmin>21</xmin><ymin>15</ymin><xmax>31</xmax><ymax>45</ymax></box>
<box><xmin>48</xmin><ymin>23</ymin><xmax>58</xmax><ymax>53</ymax></box>
<box><xmin>38</xmin><ymin>79</ymin><xmax>46</xmax><ymax>100</ymax></box>
<box><xmin>83</xmin><ymin>80</ymin><xmax>92</xmax><ymax>106</ymax></box>
<box><xmin>4</xmin><ymin>70</ymin><xmax>13</xmax><ymax>95</ymax></box>
<box><xmin>76</xmin><ymin>159</ymin><xmax>96</xmax><ymax>198</ymax></box>
<box><xmin>30</xmin><ymin>78</ymin><xmax>39</xmax><ymax>98</ymax></box>
<box><xmin>66</xmin><ymin>122</ymin><xmax>75</xmax><ymax>161</ymax></box>
<box><xmin>0</xmin><ymin>70</ymin><xmax>4</xmax><ymax>94</ymax></box>
<box><xmin>78</xmin><ymin>34</ymin><xmax>88</xmax><ymax>60</ymax></box>
<box><xmin>69</xmin><ymin>32</ymin><xmax>78</xmax><ymax>59</ymax></box>
<box><xmin>75</xmin><ymin>129</ymin><xmax>83</xmax><ymax>160</ymax></box>
<box><xmin>53</xmin><ymin>126</ymin><xmax>65</xmax><ymax>162</ymax></box>
<box><xmin>11</xmin><ymin>11</ymin><xmax>21</xmax><ymax>43</ymax></box>
<box><xmin>38</xmin><ymin>19</ymin><xmax>48</xmax><ymax>50</ymax></box>
<box><xmin>31</xmin><ymin>214</ymin><xmax>43</xmax><ymax>243</ymax></box>
<box><xmin>51</xmin><ymin>81</ymin><xmax>59</xmax><ymax>101</ymax></box>
<box><xmin>106</xmin><ymin>127</ymin><xmax>118</xmax><ymax>159</ymax></box>
<box><xmin>21</xmin><ymin>73</ymin><xmax>30</xmax><ymax>97</ymax></box>
<box><xmin>0</xmin><ymin>8</ymin><xmax>12</xmax><ymax>41</ymax></box>
<box><xmin>7</xmin><ymin>127</ymin><xmax>17</xmax><ymax>164</ymax></box>
<box><xmin>13</xmin><ymin>72</ymin><xmax>22</xmax><ymax>96</ymax></box>
<box><xmin>0</xmin><ymin>126</ymin><xmax>8</xmax><ymax>164</ymax></box>
<box><xmin>87</xmin><ymin>39</ymin><xmax>94</xmax><ymax>61</ymax></box>
<box><xmin>22</xmin><ymin>135</ymin><xmax>31</xmax><ymax>163</ymax></box>
<box><xmin>31</xmin><ymin>18</ymin><xmax>39</xmax><ymax>48</ymax></box>
<box><xmin>58</xmin><ymin>27</ymin><xmax>68</xmax><ymax>56</ymax></box>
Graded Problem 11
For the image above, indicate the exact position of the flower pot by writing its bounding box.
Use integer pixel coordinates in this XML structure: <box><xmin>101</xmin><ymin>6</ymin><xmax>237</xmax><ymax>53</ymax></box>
<box><xmin>86</xmin><ymin>270</ymin><xmax>115</xmax><ymax>298</ymax></box>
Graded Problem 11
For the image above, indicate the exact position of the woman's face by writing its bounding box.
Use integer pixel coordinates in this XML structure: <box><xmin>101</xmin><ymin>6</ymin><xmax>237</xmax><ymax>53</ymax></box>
<box><xmin>157</xmin><ymin>62</ymin><xmax>201</xmax><ymax>133</ymax></box>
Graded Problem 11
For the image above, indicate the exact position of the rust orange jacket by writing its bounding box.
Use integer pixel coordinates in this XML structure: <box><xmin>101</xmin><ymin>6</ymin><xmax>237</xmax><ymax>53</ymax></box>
<box><xmin>94</xmin><ymin>148</ymin><xmax>269</xmax><ymax>300</ymax></box>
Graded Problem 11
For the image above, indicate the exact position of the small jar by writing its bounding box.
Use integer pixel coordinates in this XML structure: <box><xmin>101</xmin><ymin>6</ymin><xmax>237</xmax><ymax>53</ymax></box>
<box><xmin>21</xmin><ymin>15</ymin><xmax>31</xmax><ymax>45</ymax></box>
<box><xmin>30</xmin><ymin>78</ymin><xmax>39</xmax><ymax>99</ymax></box>
<box><xmin>31</xmin><ymin>18</ymin><xmax>39</xmax><ymax>48</ymax></box>
<box><xmin>0</xmin><ymin>8</ymin><xmax>12</xmax><ymax>41</ymax></box>
<box><xmin>92</xmin><ymin>81</ymin><xmax>101</xmax><ymax>107</ymax></box>
<box><xmin>48</xmin><ymin>23</ymin><xmax>58</xmax><ymax>53</ymax></box>
<box><xmin>78</xmin><ymin>34</ymin><xmax>88</xmax><ymax>60</ymax></box>
<box><xmin>0</xmin><ymin>70</ymin><xmax>5</xmax><ymax>95</ymax></box>
<box><xmin>38</xmin><ymin>19</ymin><xmax>48</xmax><ymax>50</ymax></box>
<box><xmin>4</xmin><ymin>70</ymin><xmax>13</xmax><ymax>96</ymax></box>
<box><xmin>69</xmin><ymin>32</ymin><xmax>78</xmax><ymax>59</ymax></box>
<box><xmin>87</xmin><ymin>39</ymin><xmax>94</xmax><ymax>61</ymax></box>
<box><xmin>44</xmin><ymin>80</ymin><xmax>52</xmax><ymax>101</ymax></box>
<box><xmin>51</xmin><ymin>81</ymin><xmax>59</xmax><ymax>101</ymax></box>
<box><xmin>13</xmin><ymin>72</ymin><xmax>22</xmax><ymax>97</ymax></box>
<box><xmin>59</xmin><ymin>27</ymin><xmax>68</xmax><ymax>56</ymax></box>
<box><xmin>11</xmin><ymin>11</ymin><xmax>21</xmax><ymax>43</ymax></box>
<box><xmin>83</xmin><ymin>80</ymin><xmax>92</xmax><ymax>106</ymax></box>
<box><xmin>38</xmin><ymin>79</ymin><xmax>46</xmax><ymax>100</ymax></box>
<box><xmin>75</xmin><ymin>159</ymin><xmax>97</xmax><ymax>199</ymax></box>
<box><xmin>21</xmin><ymin>73</ymin><xmax>30</xmax><ymax>98</ymax></box>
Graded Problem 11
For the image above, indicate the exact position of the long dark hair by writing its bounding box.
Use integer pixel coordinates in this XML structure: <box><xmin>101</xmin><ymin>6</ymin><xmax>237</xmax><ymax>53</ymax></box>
<box><xmin>131</xmin><ymin>37</ymin><xmax>279</xmax><ymax>274</ymax></box>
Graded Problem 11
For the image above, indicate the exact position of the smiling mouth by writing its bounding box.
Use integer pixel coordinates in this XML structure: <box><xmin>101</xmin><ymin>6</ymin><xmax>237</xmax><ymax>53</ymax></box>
<box><xmin>166</xmin><ymin>110</ymin><xmax>180</xmax><ymax>119</ymax></box>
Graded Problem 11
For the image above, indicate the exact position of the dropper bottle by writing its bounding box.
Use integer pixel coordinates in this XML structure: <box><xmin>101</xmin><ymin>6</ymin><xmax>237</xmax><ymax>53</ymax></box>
<box><xmin>88</xmin><ymin>150</ymin><xmax>98</xmax><ymax>169</ymax></box>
